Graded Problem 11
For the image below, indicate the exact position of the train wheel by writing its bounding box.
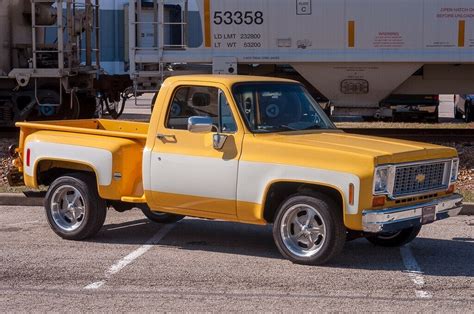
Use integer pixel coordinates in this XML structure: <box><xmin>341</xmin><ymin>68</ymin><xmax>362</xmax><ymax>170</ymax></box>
<box><xmin>77</xmin><ymin>94</ymin><xmax>98</xmax><ymax>119</ymax></box>
<box><xmin>34</xmin><ymin>89</ymin><xmax>80</xmax><ymax>121</ymax></box>
<box><xmin>55</xmin><ymin>95</ymin><xmax>80</xmax><ymax>120</ymax></box>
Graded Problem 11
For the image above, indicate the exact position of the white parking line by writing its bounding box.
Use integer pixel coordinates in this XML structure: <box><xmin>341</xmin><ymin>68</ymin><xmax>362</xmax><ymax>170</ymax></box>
<box><xmin>400</xmin><ymin>245</ymin><xmax>432</xmax><ymax>299</ymax></box>
<box><xmin>84</xmin><ymin>223</ymin><xmax>176</xmax><ymax>290</ymax></box>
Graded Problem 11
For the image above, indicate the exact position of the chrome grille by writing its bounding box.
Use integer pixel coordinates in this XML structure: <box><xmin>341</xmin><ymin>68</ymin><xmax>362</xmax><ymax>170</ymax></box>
<box><xmin>393</xmin><ymin>161</ymin><xmax>449</xmax><ymax>197</ymax></box>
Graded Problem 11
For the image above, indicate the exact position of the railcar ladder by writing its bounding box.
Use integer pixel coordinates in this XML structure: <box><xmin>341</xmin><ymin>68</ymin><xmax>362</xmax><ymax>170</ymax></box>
<box><xmin>30</xmin><ymin>0</ymin><xmax>100</xmax><ymax>108</ymax></box>
<box><xmin>129</xmin><ymin>0</ymin><xmax>189</xmax><ymax>101</ymax></box>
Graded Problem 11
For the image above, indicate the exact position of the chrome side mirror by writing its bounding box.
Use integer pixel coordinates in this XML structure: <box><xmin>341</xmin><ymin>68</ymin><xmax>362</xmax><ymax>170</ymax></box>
<box><xmin>188</xmin><ymin>116</ymin><xmax>213</xmax><ymax>133</ymax></box>
<box><xmin>213</xmin><ymin>134</ymin><xmax>228</xmax><ymax>150</ymax></box>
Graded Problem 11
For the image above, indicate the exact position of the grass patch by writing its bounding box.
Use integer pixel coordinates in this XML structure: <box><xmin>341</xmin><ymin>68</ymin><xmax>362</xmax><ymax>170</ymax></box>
<box><xmin>0</xmin><ymin>184</ymin><xmax>38</xmax><ymax>194</ymax></box>
<box><xmin>459</xmin><ymin>189</ymin><xmax>474</xmax><ymax>203</ymax></box>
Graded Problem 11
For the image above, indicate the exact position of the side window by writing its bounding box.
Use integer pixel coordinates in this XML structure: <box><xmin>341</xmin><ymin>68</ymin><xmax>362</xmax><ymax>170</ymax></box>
<box><xmin>166</xmin><ymin>86</ymin><xmax>237</xmax><ymax>133</ymax></box>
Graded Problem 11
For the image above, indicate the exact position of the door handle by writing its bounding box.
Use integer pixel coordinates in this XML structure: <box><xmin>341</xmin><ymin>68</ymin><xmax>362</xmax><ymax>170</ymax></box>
<box><xmin>156</xmin><ymin>133</ymin><xmax>176</xmax><ymax>140</ymax></box>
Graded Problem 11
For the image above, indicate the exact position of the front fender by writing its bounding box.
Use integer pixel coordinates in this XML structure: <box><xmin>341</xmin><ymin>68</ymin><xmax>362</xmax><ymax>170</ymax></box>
<box><xmin>237</xmin><ymin>161</ymin><xmax>360</xmax><ymax>214</ymax></box>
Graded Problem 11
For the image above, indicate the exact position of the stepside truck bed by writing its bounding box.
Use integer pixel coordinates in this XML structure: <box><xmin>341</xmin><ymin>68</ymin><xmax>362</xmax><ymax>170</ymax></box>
<box><xmin>15</xmin><ymin>119</ymin><xmax>149</xmax><ymax>201</ymax></box>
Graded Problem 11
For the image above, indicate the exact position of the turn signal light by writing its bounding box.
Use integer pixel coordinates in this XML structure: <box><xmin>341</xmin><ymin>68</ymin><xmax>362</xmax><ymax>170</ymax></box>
<box><xmin>447</xmin><ymin>185</ymin><xmax>455</xmax><ymax>194</ymax></box>
<box><xmin>372</xmin><ymin>196</ymin><xmax>385</xmax><ymax>207</ymax></box>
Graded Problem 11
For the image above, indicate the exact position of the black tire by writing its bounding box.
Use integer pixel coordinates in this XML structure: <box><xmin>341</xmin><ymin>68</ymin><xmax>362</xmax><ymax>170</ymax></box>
<box><xmin>365</xmin><ymin>225</ymin><xmax>421</xmax><ymax>247</ymax></box>
<box><xmin>272</xmin><ymin>192</ymin><xmax>346</xmax><ymax>265</ymax></box>
<box><xmin>44</xmin><ymin>173</ymin><xmax>107</xmax><ymax>240</ymax></box>
<box><xmin>139</xmin><ymin>204</ymin><xmax>184</xmax><ymax>224</ymax></box>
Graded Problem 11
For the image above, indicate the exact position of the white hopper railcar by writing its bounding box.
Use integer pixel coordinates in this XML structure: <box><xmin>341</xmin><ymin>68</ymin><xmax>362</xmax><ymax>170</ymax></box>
<box><xmin>127</xmin><ymin>0</ymin><xmax>474</xmax><ymax>118</ymax></box>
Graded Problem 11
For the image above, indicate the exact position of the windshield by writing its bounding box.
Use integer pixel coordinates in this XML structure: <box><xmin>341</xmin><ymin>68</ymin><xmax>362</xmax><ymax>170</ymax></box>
<box><xmin>232</xmin><ymin>83</ymin><xmax>335</xmax><ymax>133</ymax></box>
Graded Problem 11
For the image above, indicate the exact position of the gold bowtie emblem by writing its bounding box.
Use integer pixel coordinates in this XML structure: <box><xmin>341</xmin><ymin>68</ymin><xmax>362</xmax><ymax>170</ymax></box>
<box><xmin>415</xmin><ymin>173</ymin><xmax>426</xmax><ymax>184</ymax></box>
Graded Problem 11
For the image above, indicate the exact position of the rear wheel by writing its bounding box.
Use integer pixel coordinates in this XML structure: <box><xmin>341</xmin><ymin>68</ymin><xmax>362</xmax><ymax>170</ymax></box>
<box><xmin>139</xmin><ymin>204</ymin><xmax>184</xmax><ymax>224</ymax></box>
<box><xmin>45</xmin><ymin>173</ymin><xmax>107</xmax><ymax>240</ymax></box>
<box><xmin>272</xmin><ymin>193</ymin><xmax>346</xmax><ymax>265</ymax></box>
<box><xmin>365</xmin><ymin>225</ymin><xmax>421</xmax><ymax>247</ymax></box>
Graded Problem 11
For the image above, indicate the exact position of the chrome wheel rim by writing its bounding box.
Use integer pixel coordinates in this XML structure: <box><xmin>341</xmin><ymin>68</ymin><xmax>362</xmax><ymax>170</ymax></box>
<box><xmin>50</xmin><ymin>185</ymin><xmax>86</xmax><ymax>232</ymax></box>
<box><xmin>280</xmin><ymin>204</ymin><xmax>327</xmax><ymax>257</ymax></box>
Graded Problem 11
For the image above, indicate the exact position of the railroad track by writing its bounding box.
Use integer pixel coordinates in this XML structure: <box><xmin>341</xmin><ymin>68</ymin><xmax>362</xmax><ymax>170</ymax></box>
<box><xmin>342</xmin><ymin>128</ymin><xmax>474</xmax><ymax>142</ymax></box>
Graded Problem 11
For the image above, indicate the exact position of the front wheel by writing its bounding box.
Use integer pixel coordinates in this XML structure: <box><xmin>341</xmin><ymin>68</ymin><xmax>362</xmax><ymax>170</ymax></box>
<box><xmin>272</xmin><ymin>193</ymin><xmax>346</xmax><ymax>265</ymax></box>
<box><xmin>45</xmin><ymin>173</ymin><xmax>107</xmax><ymax>240</ymax></box>
<box><xmin>365</xmin><ymin>225</ymin><xmax>421</xmax><ymax>247</ymax></box>
<box><xmin>139</xmin><ymin>205</ymin><xmax>184</xmax><ymax>224</ymax></box>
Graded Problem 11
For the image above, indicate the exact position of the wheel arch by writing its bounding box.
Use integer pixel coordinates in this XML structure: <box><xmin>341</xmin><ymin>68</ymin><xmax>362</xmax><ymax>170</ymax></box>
<box><xmin>34</xmin><ymin>158</ymin><xmax>100</xmax><ymax>190</ymax></box>
<box><xmin>262</xmin><ymin>180</ymin><xmax>346</xmax><ymax>223</ymax></box>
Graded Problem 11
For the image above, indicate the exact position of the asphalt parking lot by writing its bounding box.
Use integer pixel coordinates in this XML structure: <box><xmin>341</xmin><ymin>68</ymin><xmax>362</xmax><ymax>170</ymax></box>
<box><xmin>0</xmin><ymin>206</ymin><xmax>472</xmax><ymax>312</ymax></box>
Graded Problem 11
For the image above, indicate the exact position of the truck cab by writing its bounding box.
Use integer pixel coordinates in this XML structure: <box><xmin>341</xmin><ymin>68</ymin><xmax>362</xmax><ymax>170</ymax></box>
<box><xmin>8</xmin><ymin>75</ymin><xmax>463</xmax><ymax>265</ymax></box>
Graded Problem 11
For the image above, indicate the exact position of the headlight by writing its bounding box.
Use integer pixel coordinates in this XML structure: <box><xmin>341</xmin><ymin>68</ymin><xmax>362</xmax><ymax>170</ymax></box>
<box><xmin>450</xmin><ymin>158</ymin><xmax>459</xmax><ymax>182</ymax></box>
<box><xmin>373</xmin><ymin>166</ymin><xmax>391</xmax><ymax>195</ymax></box>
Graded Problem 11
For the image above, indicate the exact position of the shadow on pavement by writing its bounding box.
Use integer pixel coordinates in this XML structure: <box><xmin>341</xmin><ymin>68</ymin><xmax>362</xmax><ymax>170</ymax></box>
<box><xmin>91</xmin><ymin>217</ymin><xmax>473</xmax><ymax>277</ymax></box>
<box><xmin>91</xmin><ymin>218</ymin><xmax>158</xmax><ymax>245</ymax></box>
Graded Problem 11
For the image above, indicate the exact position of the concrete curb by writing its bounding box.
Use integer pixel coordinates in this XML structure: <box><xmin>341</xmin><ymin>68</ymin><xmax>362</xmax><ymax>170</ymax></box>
<box><xmin>0</xmin><ymin>193</ymin><xmax>473</xmax><ymax>215</ymax></box>
<box><xmin>460</xmin><ymin>203</ymin><xmax>474</xmax><ymax>215</ymax></box>
<box><xmin>0</xmin><ymin>193</ymin><xmax>44</xmax><ymax>206</ymax></box>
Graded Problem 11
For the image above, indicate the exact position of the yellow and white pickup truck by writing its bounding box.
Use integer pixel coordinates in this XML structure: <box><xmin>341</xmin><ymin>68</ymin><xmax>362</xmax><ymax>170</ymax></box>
<box><xmin>8</xmin><ymin>75</ymin><xmax>463</xmax><ymax>265</ymax></box>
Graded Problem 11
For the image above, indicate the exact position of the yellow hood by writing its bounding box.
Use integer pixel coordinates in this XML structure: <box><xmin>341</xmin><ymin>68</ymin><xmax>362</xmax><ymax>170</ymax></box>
<box><xmin>252</xmin><ymin>130</ymin><xmax>457</xmax><ymax>165</ymax></box>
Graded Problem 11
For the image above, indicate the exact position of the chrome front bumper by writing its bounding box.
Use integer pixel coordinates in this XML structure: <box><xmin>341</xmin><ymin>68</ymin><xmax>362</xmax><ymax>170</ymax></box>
<box><xmin>362</xmin><ymin>193</ymin><xmax>463</xmax><ymax>233</ymax></box>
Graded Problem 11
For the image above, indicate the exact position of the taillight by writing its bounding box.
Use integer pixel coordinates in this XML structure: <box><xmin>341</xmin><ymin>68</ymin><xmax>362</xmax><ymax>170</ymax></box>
<box><xmin>26</xmin><ymin>148</ymin><xmax>31</xmax><ymax>167</ymax></box>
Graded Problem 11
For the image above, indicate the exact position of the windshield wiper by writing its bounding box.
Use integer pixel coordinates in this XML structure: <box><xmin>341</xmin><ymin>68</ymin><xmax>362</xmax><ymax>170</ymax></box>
<box><xmin>277</xmin><ymin>124</ymin><xmax>322</xmax><ymax>131</ymax></box>
<box><xmin>301</xmin><ymin>124</ymin><xmax>322</xmax><ymax>130</ymax></box>
<box><xmin>276</xmin><ymin>125</ymin><xmax>297</xmax><ymax>131</ymax></box>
